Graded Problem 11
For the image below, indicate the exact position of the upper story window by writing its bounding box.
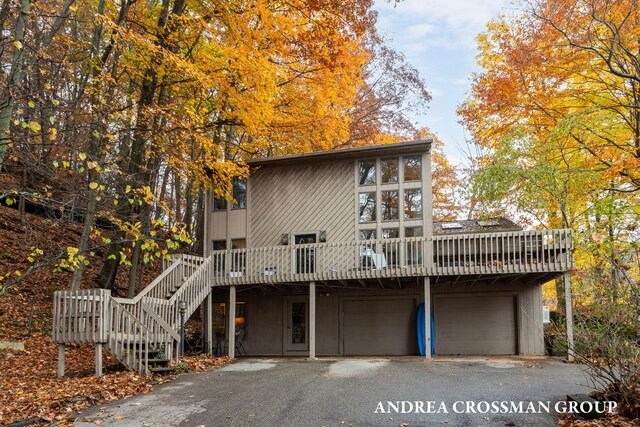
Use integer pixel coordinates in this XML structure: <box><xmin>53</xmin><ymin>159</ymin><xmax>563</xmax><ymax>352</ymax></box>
<box><xmin>404</xmin><ymin>156</ymin><xmax>421</xmax><ymax>181</ymax></box>
<box><xmin>232</xmin><ymin>177</ymin><xmax>247</xmax><ymax>209</ymax></box>
<box><xmin>381</xmin><ymin>190</ymin><xmax>399</xmax><ymax>220</ymax></box>
<box><xmin>214</xmin><ymin>177</ymin><xmax>247</xmax><ymax>211</ymax></box>
<box><xmin>381</xmin><ymin>159</ymin><xmax>398</xmax><ymax>183</ymax></box>
<box><xmin>358</xmin><ymin>192</ymin><xmax>376</xmax><ymax>222</ymax></box>
<box><xmin>404</xmin><ymin>189</ymin><xmax>422</xmax><ymax>219</ymax></box>
<box><xmin>213</xmin><ymin>195</ymin><xmax>227</xmax><ymax>211</ymax></box>
<box><xmin>359</xmin><ymin>160</ymin><xmax>376</xmax><ymax>185</ymax></box>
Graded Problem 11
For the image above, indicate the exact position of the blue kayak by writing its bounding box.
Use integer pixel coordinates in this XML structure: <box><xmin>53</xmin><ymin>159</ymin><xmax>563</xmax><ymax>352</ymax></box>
<box><xmin>417</xmin><ymin>303</ymin><xmax>435</xmax><ymax>356</ymax></box>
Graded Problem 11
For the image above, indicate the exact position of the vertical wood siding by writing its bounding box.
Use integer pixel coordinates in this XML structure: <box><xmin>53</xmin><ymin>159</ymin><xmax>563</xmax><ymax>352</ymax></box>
<box><xmin>249</xmin><ymin>161</ymin><xmax>355</xmax><ymax>248</ymax></box>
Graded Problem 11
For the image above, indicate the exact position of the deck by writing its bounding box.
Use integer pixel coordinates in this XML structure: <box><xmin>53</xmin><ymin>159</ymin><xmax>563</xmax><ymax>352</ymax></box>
<box><xmin>209</xmin><ymin>229</ymin><xmax>572</xmax><ymax>286</ymax></box>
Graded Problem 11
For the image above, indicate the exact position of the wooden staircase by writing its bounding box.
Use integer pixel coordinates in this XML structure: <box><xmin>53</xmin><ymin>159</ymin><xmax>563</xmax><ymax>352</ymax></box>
<box><xmin>53</xmin><ymin>254</ymin><xmax>210</xmax><ymax>375</ymax></box>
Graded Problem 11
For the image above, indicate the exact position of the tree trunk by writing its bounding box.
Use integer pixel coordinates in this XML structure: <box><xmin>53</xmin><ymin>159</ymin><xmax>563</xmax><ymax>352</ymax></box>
<box><xmin>0</xmin><ymin>0</ymin><xmax>31</xmax><ymax>171</ymax></box>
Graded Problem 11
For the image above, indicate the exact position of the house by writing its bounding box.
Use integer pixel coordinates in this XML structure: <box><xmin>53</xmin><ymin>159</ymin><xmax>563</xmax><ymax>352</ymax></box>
<box><xmin>52</xmin><ymin>139</ymin><xmax>573</xmax><ymax>375</ymax></box>
<box><xmin>201</xmin><ymin>140</ymin><xmax>572</xmax><ymax>358</ymax></box>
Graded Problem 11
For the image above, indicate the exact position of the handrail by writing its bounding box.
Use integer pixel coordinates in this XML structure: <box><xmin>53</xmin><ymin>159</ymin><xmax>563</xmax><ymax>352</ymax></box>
<box><xmin>207</xmin><ymin>228</ymin><xmax>573</xmax><ymax>286</ymax></box>
<box><xmin>108</xmin><ymin>297</ymin><xmax>151</xmax><ymax>374</ymax></box>
<box><xmin>123</xmin><ymin>258</ymin><xmax>182</xmax><ymax>304</ymax></box>
<box><xmin>141</xmin><ymin>302</ymin><xmax>180</xmax><ymax>341</ymax></box>
<box><xmin>142</xmin><ymin>256</ymin><xmax>213</xmax><ymax>328</ymax></box>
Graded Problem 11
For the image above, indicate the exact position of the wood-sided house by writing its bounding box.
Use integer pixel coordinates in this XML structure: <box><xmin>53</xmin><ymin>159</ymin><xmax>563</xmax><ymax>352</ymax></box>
<box><xmin>202</xmin><ymin>140</ymin><xmax>573</xmax><ymax>358</ymax></box>
<box><xmin>52</xmin><ymin>139</ymin><xmax>573</xmax><ymax>376</ymax></box>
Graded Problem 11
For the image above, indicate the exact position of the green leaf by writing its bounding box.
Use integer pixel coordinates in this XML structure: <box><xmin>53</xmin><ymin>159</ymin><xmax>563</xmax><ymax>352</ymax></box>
<box><xmin>51</xmin><ymin>99</ymin><xmax>60</xmax><ymax>106</ymax></box>
<box><xmin>89</xmin><ymin>182</ymin><xmax>98</xmax><ymax>190</ymax></box>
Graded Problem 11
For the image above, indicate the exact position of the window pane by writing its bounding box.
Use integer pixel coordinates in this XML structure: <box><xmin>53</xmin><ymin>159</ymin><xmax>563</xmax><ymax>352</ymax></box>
<box><xmin>212</xmin><ymin>240</ymin><xmax>227</xmax><ymax>251</ymax></box>
<box><xmin>381</xmin><ymin>159</ymin><xmax>398</xmax><ymax>183</ymax></box>
<box><xmin>404</xmin><ymin>156</ymin><xmax>421</xmax><ymax>181</ymax></box>
<box><xmin>235</xmin><ymin>302</ymin><xmax>247</xmax><ymax>338</ymax></box>
<box><xmin>213</xmin><ymin>194</ymin><xmax>227</xmax><ymax>211</ymax></box>
<box><xmin>404</xmin><ymin>189</ymin><xmax>423</xmax><ymax>219</ymax></box>
<box><xmin>359</xmin><ymin>160</ymin><xmax>376</xmax><ymax>185</ymax></box>
<box><xmin>213</xmin><ymin>303</ymin><xmax>226</xmax><ymax>340</ymax></box>
<box><xmin>382</xmin><ymin>228</ymin><xmax>399</xmax><ymax>239</ymax></box>
<box><xmin>358</xmin><ymin>192</ymin><xmax>376</xmax><ymax>222</ymax></box>
<box><xmin>405</xmin><ymin>227</ymin><xmax>423</xmax><ymax>238</ymax></box>
<box><xmin>214</xmin><ymin>302</ymin><xmax>248</xmax><ymax>343</ymax></box>
<box><xmin>232</xmin><ymin>177</ymin><xmax>247</xmax><ymax>209</ymax></box>
<box><xmin>381</xmin><ymin>190</ymin><xmax>399</xmax><ymax>220</ymax></box>
<box><xmin>359</xmin><ymin>229</ymin><xmax>376</xmax><ymax>240</ymax></box>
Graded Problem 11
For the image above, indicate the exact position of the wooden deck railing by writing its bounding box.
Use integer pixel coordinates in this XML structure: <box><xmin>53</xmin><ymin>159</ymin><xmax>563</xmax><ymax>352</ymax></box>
<box><xmin>209</xmin><ymin>229</ymin><xmax>573</xmax><ymax>286</ymax></box>
<box><xmin>142</xmin><ymin>257</ymin><xmax>213</xmax><ymax>329</ymax></box>
<box><xmin>53</xmin><ymin>289</ymin><xmax>110</xmax><ymax>344</ymax></box>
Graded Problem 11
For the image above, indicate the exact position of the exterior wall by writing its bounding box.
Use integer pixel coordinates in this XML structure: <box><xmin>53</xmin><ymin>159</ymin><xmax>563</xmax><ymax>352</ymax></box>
<box><xmin>212</xmin><ymin>281</ymin><xmax>544</xmax><ymax>357</ymax></box>
<box><xmin>248</xmin><ymin>160</ymin><xmax>355</xmax><ymax>247</ymax></box>
<box><xmin>205</xmin><ymin>143</ymin><xmax>433</xmax><ymax>253</ymax></box>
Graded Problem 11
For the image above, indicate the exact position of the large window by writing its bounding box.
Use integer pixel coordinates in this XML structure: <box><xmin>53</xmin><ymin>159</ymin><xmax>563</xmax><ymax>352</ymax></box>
<box><xmin>213</xmin><ymin>302</ymin><xmax>246</xmax><ymax>341</ymax></box>
<box><xmin>404</xmin><ymin>156</ymin><xmax>421</xmax><ymax>181</ymax></box>
<box><xmin>232</xmin><ymin>177</ymin><xmax>247</xmax><ymax>209</ymax></box>
<box><xmin>404</xmin><ymin>189</ymin><xmax>422</xmax><ymax>219</ymax></box>
<box><xmin>381</xmin><ymin>190</ymin><xmax>399</xmax><ymax>221</ymax></box>
<box><xmin>357</xmin><ymin>156</ymin><xmax>425</xmax><ymax>242</ymax></box>
<box><xmin>359</xmin><ymin>192</ymin><xmax>376</xmax><ymax>222</ymax></box>
<box><xmin>213</xmin><ymin>177</ymin><xmax>247</xmax><ymax>210</ymax></box>
<box><xmin>359</xmin><ymin>160</ymin><xmax>376</xmax><ymax>185</ymax></box>
<box><xmin>381</xmin><ymin>158</ymin><xmax>398</xmax><ymax>183</ymax></box>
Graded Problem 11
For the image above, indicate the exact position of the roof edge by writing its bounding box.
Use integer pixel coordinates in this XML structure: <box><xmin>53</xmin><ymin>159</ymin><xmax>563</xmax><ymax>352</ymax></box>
<box><xmin>247</xmin><ymin>139</ymin><xmax>432</xmax><ymax>167</ymax></box>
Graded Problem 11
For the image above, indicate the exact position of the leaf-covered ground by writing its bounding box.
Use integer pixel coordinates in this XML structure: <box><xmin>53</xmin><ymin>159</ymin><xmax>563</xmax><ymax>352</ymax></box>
<box><xmin>0</xmin><ymin>204</ymin><xmax>228</xmax><ymax>425</ymax></box>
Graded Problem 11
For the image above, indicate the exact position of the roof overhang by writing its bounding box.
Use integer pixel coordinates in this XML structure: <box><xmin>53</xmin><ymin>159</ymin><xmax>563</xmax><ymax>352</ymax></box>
<box><xmin>246</xmin><ymin>139</ymin><xmax>432</xmax><ymax>168</ymax></box>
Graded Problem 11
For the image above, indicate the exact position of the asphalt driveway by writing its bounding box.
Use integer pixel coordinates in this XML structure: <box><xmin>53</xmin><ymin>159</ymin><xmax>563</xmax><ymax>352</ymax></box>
<box><xmin>70</xmin><ymin>357</ymin><xmax>594</xmax><ymax>427</ymax></box>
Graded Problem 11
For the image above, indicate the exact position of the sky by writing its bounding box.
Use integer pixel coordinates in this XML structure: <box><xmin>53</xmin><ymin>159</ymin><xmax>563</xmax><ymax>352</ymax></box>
<box><xmin>374</xmin><ymin>0</ymin><xmax>514</xmax><ymax>164</ymax></box>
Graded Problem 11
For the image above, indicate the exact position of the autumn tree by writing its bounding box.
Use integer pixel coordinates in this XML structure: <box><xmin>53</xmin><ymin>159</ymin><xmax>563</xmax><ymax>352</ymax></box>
<box><xmin>459</xmin><ymin>0</ymin><xmax>640</xmax><ymax>413</ymax></box>
<box><xmin>1</xmin><ymin>0</ymin><xmax>435</xmax><ymax>297</ymax></box>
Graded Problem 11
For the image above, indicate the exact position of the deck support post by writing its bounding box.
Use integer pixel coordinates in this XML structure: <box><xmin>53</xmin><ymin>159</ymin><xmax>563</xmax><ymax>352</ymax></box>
<box><xmin>57</xmin><ymin>344</ymin><xmax>65</xmax><ymax>377</ymax></box>
<box><xmin>424</xmin><ymin>277</ymin><xmax>432</xmax><ymax>359</ymax></box>
<box><xmin>95</xmin><ymin>343</ymin><xmax>103</xmax><ymax>376</ymax></box>
<box><xmin>309</xmin><ymin>281</ymin><xmax>316</xmax><ymax>360</ymax></box>
<box><xmin>564</xmin><ymin>272</ymin><xmax>574</xmax><ymax>362</ymax></box>
<box><xmin>203</xmin><ymin>293</ymin><xmax>213</xmax><ymax>355</ymax></box>
<box><xmin>228</xmin><ymin>285</ymin><xmax>236</xmax><ymax>359</ymax></box>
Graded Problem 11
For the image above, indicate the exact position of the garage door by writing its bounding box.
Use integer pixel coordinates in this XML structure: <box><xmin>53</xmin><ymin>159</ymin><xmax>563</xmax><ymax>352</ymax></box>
<box><xmin>342</xmin><ymin>298</ymin><xmax>417</xmax><ymax>355</ymax></box>
<box><xmin>435</xmin><ymin>295</ymin><xmax>517</xmax><ymax>355</ymax></box>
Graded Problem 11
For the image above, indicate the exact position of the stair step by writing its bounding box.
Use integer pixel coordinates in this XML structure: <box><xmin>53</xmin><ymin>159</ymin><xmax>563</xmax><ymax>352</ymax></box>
<box><xmin>145</xmin><ymin>358</ymin><xmax>171</xmax><ymax>365</ymax></box>
<box><xmin>149</xmin><ymin>366</ymin><xmax>177</xmax><ymax>374</ymax></box>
